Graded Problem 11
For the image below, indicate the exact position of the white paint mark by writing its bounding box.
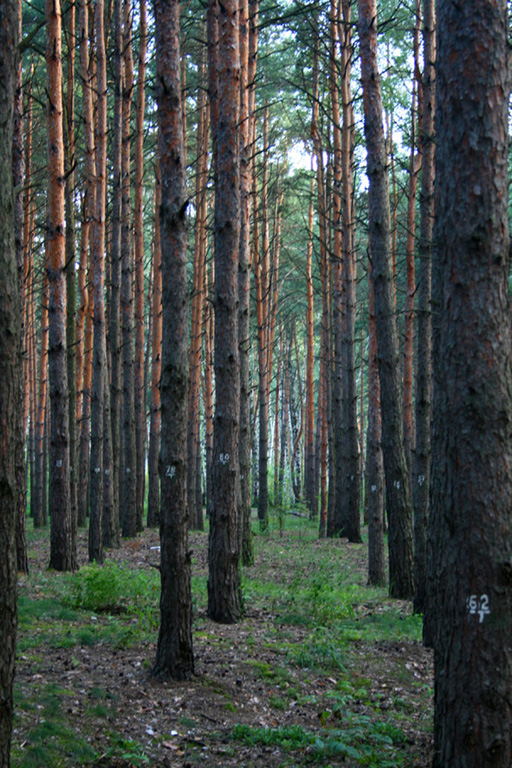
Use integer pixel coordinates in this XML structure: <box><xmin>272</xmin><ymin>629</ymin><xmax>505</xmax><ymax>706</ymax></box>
<box><xmin>94</xmin><ymin>467</ymin><xmax>101</xmax><ymax>474</ymax></box>
<box><xmin>219</xmin><ymin>453</ymin><xmax>230</xmax><ymax>465</ymax></box>
<box><xmin>394</xmin><ymin>480</ymin><xmax>400</xmax><ymax>490</ymax></box>
<box><xmin>418</xmin><ymin>474</ymin><xmax>426</xmax><ymax>486</ymax></box>
<box><xmin>104</xmin><ymin>469</ymin><xmax>110</xmax><ymax>476</ymax></box>
<box><xmin>56</xmin><ymin>459</ymin><xmax>63</xmax><ymax>468</ymax></box>
<box><xmin>371</xmin><ymin>485</ymin><xmax>377</xmax><ymax>493</ymax></box>
<box><xmin>165</xmin><ymin>465</ymin><xmax>176</xmax><ymax>478</ymax></box>
<box><xmin>126</xmin><ymin>467</ymin><xmax>131</xmax><ymax>474</ymax></box>
<box><xmin>467</xmin><ymin>594</ymin><xmax>490</xmax><ymax>623</ymax></box>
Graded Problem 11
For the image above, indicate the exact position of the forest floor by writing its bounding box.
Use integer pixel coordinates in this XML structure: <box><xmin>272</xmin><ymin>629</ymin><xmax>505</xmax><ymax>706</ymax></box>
<box><xmin>13</xmin><ymin>514</ymin><xmax>433</xmax><ymax>768</ymax></box>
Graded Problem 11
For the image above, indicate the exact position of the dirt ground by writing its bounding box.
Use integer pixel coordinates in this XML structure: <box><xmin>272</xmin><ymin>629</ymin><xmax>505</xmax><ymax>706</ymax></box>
<box><xmin>13</xmin><ymin>526</ymin><xmax>433</xmax><ymax>767</ymax></box>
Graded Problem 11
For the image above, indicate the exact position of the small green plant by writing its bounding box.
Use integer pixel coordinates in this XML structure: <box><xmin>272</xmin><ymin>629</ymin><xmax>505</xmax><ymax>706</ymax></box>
<box><xmin>105</xmin><ymin>736</ymin><xmax>150</xmax><ymax>766</ymax></box>
<box><xmin>232</xmin><ymin>723</ymin><xmax>313</xmax><ymax>750</ymax></box>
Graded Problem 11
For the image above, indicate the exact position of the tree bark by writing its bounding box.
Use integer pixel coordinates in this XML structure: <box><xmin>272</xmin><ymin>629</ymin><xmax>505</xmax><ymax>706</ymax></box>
<box><xmin>120</xmin><ymin>0</ymin><xmax>137</xmax><ymax>538</ymax></box>
<box><xmin>414</xmin><ymin>0</ymin><xmax>435</xmax><ymax>621</ymax></box>
<box><xmin>429</xmin><ymin>2</ymin><xmax>512</xmax><ymax>765</ymax></box>
<box><xmin>147</xmin><ymin>168</ymin><xmax>162</xmax><ymax>529</ymax></box>
<box><xmin>152</xmin><ymin>0</ymin><xmax>194</xmax><ymax>681</ymax></box>
<box><xmin>207</xmin><ymin>0</ymin><xmax>242</xmax><ymax>624</ymax></box>
<box><xmin>0</xmin><ymin>0</ymin><xmax>20</xmax><ymax>758</ymax></box>
<box><xmin>357</xmin><ymin>0</ymin><xmax>414</xmax><ymax>598</ymax></box>
<box><xmin>47</xmin><ymin>0</ymin><xmax>74</xmax><ymax>572</ymax></box>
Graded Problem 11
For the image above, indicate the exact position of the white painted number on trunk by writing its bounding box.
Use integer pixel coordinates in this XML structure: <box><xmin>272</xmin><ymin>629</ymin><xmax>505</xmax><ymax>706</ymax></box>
<box><xmin>219</xmin><ymin>453</ymin><xmax>230</xmax><ymax>465</ymax></box>
<box><xmin>166</xmin><ymin>465</ymin><xmax>176</xmax><ymax>478</ymax></box>
<box><xmin>467</xmin><ymin>594</ymin><xmax>490</xmax><ymax>623</ymax></box>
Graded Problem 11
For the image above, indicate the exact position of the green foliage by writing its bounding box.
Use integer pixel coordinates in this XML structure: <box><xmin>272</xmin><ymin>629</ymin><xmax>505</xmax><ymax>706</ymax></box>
<box><xmin>66</xmin><ymin>561</ymin><xmax>160</xmax><ymax>640</ymax></box>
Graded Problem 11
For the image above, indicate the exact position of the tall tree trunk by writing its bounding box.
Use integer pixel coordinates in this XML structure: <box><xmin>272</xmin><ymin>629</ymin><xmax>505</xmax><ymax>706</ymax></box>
<box><xmin>47</xmin><ymin>0</ymin><xmax>73</xmax><ymax>571</ymax></box>
<box><xmin>403</xmin><ymin>2</ymin><xmax>422</xmax><ymax>483</ymax></box>
<box><xmin>367</xmin><ymin>264</ymin><xmax>385</xmax><ymax>586</ymax></box>
<box><xmin>304</xmin><ymin>180</ymin><xmax>315</xmax><ymax>516</ymax></box>
<box><xmin>13</xmin><ymin>0</ymin><xmax>28</xmax><ymax>573</ymax></box>
<box><xmin>255</xmin><ymin>108</ymin><xmax>270</xmax><ymax>532</ymax></box>
<box><xmin>147</xmin><ymin>169</ymin><xmax>162</xmax><ymax>529</ymax></box>
<box><xmin>134</xmin><ymin>0</ymin><xmax>147</xmax><ymax>531</ymax></box>
<box><xmin>414</xmin><ymin>0</ymin><xmax>435</xmax><ymax>621</ymax></box>
<box><xmin>152</xmin><ymin>0</ymin><xmax>193</xmax><ymax>680</ymax></box>
<box><xmin>239</xmin><ymin>0</ymin><xmax>253</xmax><ymax>565</ymax></box>
<box><xmin>0</xmin><ymin>0</ymin><xmax>21</xmax><ymax>757</ymax></box>
<box><xmin>64</xmin><ymin>0</ymin><xmax>78</xmax><ymax>569</ymax></box>
<box><xmin>121</xmin><ymin>0</ymin><xmax>137</xmax><ymax>537</ymax></box>
<box><xmin>109</xmin><ymin>0</ymin><xmax>123</xmax><ymax>540</ymax></box>
<box><xmin>89</xmin><ymin>0</ymin><xmax>110</xmax><ymax>563</ymax></box>
<box><xmin>429</xmin><ymin>2</ymin><xmax>512</xmax><ymax>764</ymax></box>
<box><xmin>339</xmin><ymin>0</ymin><xmax>361</xmax><ymax>542</ymax></box>
<box><xmin>33</xmin><ymin>272</ymin><xmax>49</xmax><ymax>530</ymax></box>
<box><xmin>187</xmin><ymin>44</ymin><xmax>208</xmax><ymax>531</ymax></box>
<box><xmin>357</xmin><ymin>0</ymin><xmax>414</xmax><ymax>598</ymax></box>
<box><xmin>207</xmin><ymin>0</ymin><xmax>242</xmax><ymax>624</ymax></box>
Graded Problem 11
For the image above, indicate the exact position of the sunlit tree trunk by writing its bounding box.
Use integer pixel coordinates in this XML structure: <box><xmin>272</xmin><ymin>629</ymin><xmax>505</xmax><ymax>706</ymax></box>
<box><xmin>187</xmin><ymin>43</ymin><xmax>208</xmax><ymax>531</ymax></box>
<box><xmin>239</xmin><ymin>0</ymin><xmax>253</xmax><ymax>564</ymax></box>
<box><xmin>152</xmin><ymin>0</ymin><xmax>193</xmax><ymax>680</ymax></box>
<box><xmin>207</xmin><ymin>0</ymin><xmax>242</xmax><ymax>623</ymax></box>
<box><xmin>358</xmin><ymin>0</ymin><xmax>414</xmax><ymax>598</ymax></box>
<box><xmin>46</xmin><ymin>0</ymin><xmax>73</xmax><ymax>571</ymax></box>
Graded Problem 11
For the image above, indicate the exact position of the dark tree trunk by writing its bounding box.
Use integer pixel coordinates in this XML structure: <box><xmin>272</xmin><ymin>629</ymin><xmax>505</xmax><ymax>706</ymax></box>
<box><xmin>13</xmin><ymin>0</ymin><xmax>28</xmax><ymax>574</ymax></box>
<box><xmin>0</xmin><ymin>0</ymin><xmax>20</xmax><ymax>758</ymax></box>
<box><xmin>428</xmin><ymin>2</ymin><xmax>512</xmax><ymax>765</ymax></box>
<box><xmin>109</xmin><ymin>0</ymin><xmax>123</xmax><ymax>541</ymax></box>
<box><xmin>367</xmin><ymin>267</ymin><xmax>385</xmax><ymax>587</ymax></box>
<box><xmin>357</xmin><ymin>0</ymin><xmax>414</xmax><ymax>598</ymax></box>
<box><xmin>152</xmin><ymin>0</ymin><xmax>194</xmax><ymax>681</ymax></box>
<box><xmin>207</xmin><ymin>0</ymin><xmax>242</xmax><ymax>624</ymax></box>
<box><xmin>64</xmin><ymin>0</ymin><xmax>78</xmax><ymax>570</ymax></box>
<box><xmin>88</xmin><ymin>0</ymin><xmax>109</xmax><ymax>564</ymax></box>
<box><xmin>47</xmin><ymin>0</ymin><xmax>73</xmax><ymax>572</ymax></box>
<box><xmin>147</xmin><ymin>169</ymin><xmax>162</xmax><ymax>529</ymax></box>
<box><xmin>414</xmin><ymin>0</ymin><xmax>435</xmax><ymax>620</ymax></box>
<box><xmin>121</xmin><ymin>0</ymin><xmax>137</xmax><ymax>538</ymax></box>
<box><xmin>339</xmin><ymin>0</ymin><xmax>360</xmax><ymax>542</ymax></box>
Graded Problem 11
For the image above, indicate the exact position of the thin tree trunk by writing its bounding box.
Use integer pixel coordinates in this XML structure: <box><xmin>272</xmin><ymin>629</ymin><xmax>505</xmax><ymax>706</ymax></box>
<box><xmin>339</xmin><ymin>0</ymin><xmax>361</xmax><ymax>542</ymax></box>
<box><xmin>415</xmin><ymin>0</ymin><xmax>435</xmax><ymax>622</ymax></box>
<box><xmin>121</xmin><ymin>0</ymin><xmax>137</xmax><ymax>537</ymax></box>
<box><xmin>358</xmin><ymin>0</ymin><xmax>414</xmax><ymax>598</ymax></box>
<box><xmin>239</xmin><ymin>0</ymin><xmax>253</xmax><ymax>564</ymax></box>
<box><xmin>134</xmin><ymin>0</ymin><xmax>147</xmax><ymax>531</ymax></box>
<box><xmin>367</xmin><ymin>265</ymin><xmax>385</xmax><ymax>586</ymax></box>
<box><xmin>147</xmin><ymin>169</ymin><xmax>162</xmax><ymax>529</ymax></box>
<box><xmin>13</xmin><ymin>0</ymin><xmax>28</xmax><ymax>573</ymax></box>
<box><xmin>89</xmin><ymin>0</ymin><xmax>110</xmax><ymax>563</ymax></box>
<box><xmin>64</xmin><ymin>0</ymin><xmax>78</xmax><ymax>569</ymax></box>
